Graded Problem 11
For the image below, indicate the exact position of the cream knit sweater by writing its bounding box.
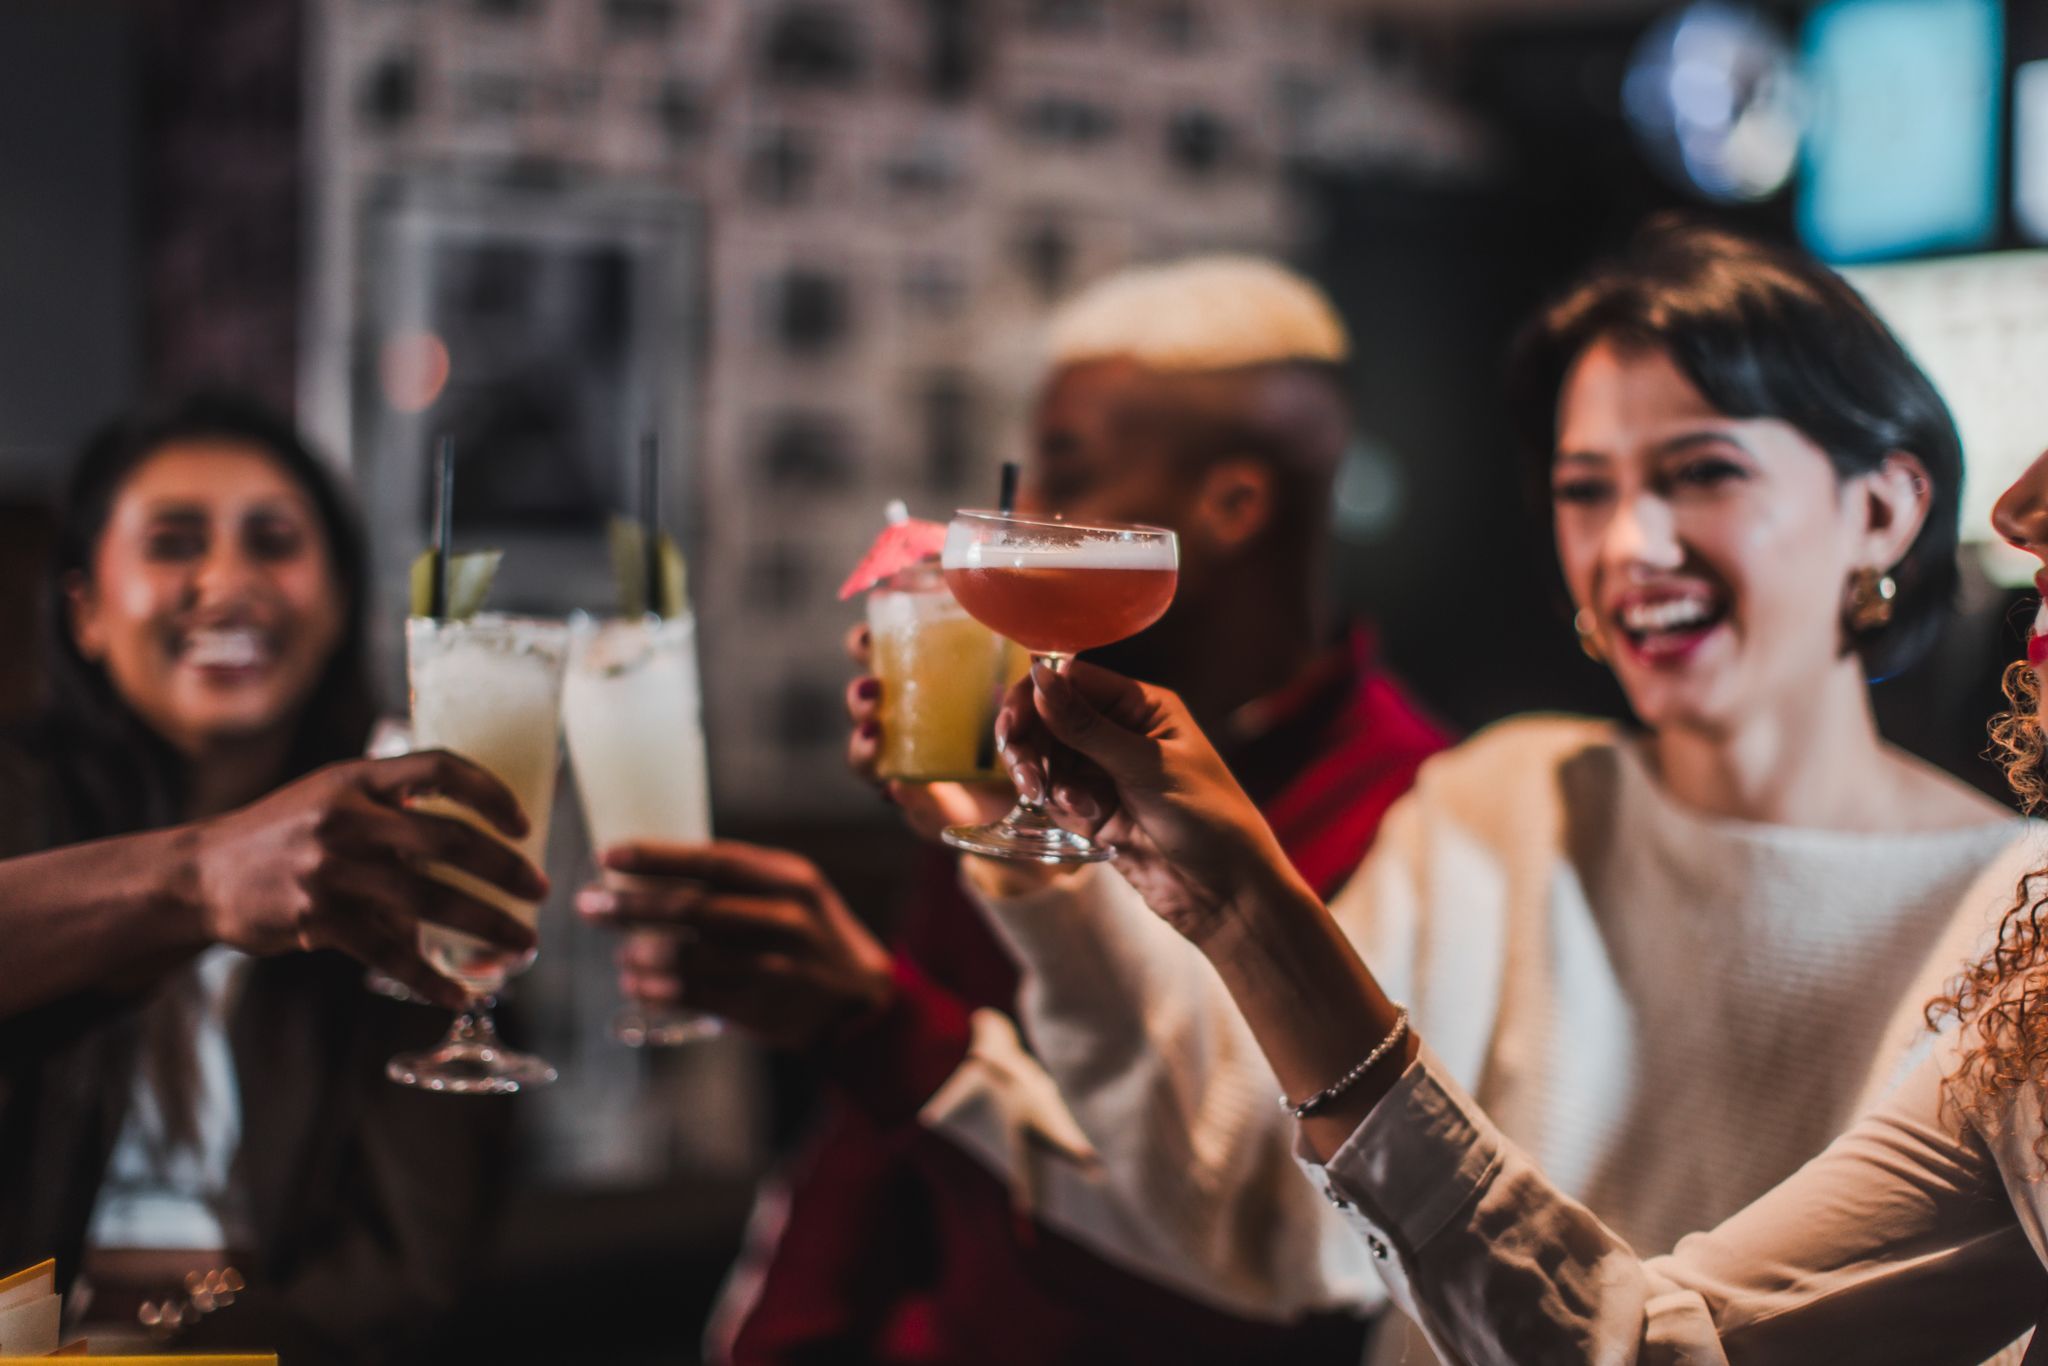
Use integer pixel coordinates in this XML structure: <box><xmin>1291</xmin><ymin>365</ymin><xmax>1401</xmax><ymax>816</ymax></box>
<box><xmin>927</xmin><ymin>716</ymin><xmax>2038</xmax><ymax>1357</ymax></box>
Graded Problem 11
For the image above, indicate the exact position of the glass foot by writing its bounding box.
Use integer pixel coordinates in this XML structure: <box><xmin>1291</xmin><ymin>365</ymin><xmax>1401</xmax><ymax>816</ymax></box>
<box><xmin>942</xmin><ymin>813</ymin><xmax>1114</xmax><ymax>865</ymax></box>
<box><xmin>386</xmin><ymin>1006</ymin><xmax>556</xmax><ymax>1093</ymax></box>
<box><xmin>613</xmin><ymin>1005</ymin><xmax>724</xmax><ymax>1047</ymax></box>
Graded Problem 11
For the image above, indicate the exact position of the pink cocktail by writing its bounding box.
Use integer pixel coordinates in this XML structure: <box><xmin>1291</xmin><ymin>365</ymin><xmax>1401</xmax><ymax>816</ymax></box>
<box><xmin>944</xmin><ymin>562</ymin><xmax>1176</xmax><ymax>657</ymax></box>
<box><xmin>937</xmin><ymin>512</ymin><xmax>1179</xmax><ymax>864</ymax></box>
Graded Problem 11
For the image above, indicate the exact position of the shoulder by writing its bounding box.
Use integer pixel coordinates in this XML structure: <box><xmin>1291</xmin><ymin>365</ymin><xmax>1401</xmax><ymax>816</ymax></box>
<box><xmin>1879</xmin><ymin>747</ymin><xmax>2017</xmax><ymax>830</ymax></box>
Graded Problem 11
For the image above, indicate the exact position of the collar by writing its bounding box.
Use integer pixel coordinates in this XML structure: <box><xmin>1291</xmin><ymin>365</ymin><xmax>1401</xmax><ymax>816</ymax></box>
<box><xmin>1220</xmin><ymin>625</ymin><xmax>1371</xmax><ymax>751</ymax></box>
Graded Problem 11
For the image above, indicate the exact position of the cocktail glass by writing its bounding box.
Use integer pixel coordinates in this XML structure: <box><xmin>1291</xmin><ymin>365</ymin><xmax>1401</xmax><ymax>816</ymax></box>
<box><xmin>866</xmin><ymin>562</ymin><xmax>1030</xmax><ymax>784</ymax></box>
<box><xmin>387</xmin><ymin>614</ymin><xmax>568</xmax><ymax>1093</ymax></box>
<box><xmin>562</xmin><ymin>612</ymin><xmax>723</xmax><ymax>1047</ymax></box>
<box><xmin>938</xmin><ymin>511</ymin><xmax>1177</xmax><ymax>864</ymax></box>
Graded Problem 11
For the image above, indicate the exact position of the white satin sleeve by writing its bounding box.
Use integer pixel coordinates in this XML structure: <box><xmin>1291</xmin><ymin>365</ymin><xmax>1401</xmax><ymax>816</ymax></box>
<box><xmin>1307</xmin><ymin>1043</ymin><xmax>2045</xmax><ymax>1365</ymax></box>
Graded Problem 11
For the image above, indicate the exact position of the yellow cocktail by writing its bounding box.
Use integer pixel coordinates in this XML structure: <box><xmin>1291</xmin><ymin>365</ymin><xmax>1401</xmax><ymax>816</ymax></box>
<box><xmin>867</xmin><ymin>564</ymin><xmax>1028</xmax><ymax>784</ymax></box>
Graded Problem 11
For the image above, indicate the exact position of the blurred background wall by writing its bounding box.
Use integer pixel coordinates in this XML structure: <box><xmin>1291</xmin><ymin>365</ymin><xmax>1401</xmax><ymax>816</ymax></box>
<box><xmin>6</xmin><ymin>0</ymin><xmax>2048</xmax><ymax>1359</ymax></box>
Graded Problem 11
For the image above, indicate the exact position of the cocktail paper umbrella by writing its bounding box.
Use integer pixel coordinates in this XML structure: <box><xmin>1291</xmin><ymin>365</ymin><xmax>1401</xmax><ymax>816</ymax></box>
<box><xmin>837</xmin><ymin>500</ymin><xmax>947</xmax><ymax>600</ymax></box>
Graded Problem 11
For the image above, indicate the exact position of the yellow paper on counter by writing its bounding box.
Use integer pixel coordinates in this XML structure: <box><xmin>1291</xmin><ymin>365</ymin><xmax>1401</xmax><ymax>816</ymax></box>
<box><xmin>0</xmin><ymin>1261</ymin><xmax>57</xmax><ymax>1357</ymax></box>
<box><xmin>0</xmin><ymin>1263</ymin><xmax>50</xmax><ymax>1313</ymax></box>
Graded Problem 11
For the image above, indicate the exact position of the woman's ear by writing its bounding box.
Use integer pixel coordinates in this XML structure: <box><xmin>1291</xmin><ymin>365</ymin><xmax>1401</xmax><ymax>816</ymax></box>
<box><xmin>1191</xmin><ymin>458</ymin><xmax>1276</xmax><ymax>554</ymax></box>
<box><xmin>1853</xmin><ymin>450</ymin><xmax>1934</xmax><ymax>573</ymax></box>
<box><xmin>65</xmin><ymin>569</ymin><xmax>108</xmax><ymax>662</ymax></box>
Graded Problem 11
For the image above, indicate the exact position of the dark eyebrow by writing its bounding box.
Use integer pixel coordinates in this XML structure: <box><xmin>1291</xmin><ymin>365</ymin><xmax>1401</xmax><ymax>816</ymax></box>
<box><xmin>140</xmin><ymin>503</ymin><xmax>209</xmax><ymax>524</ymax></box>
<box><xmin>1551</xmin><ymin>450</ymin><xmax>1609</xmax><ymax>471</ymax></box>
<box><xmin>1649</xmin><ymin>430</ymin><xmax>1754</xmax><ymax>460</ymax></box>
<box><xmin>239</xmin><ymin>500</ymin><xmax>306</xmax><ymax>522</ymax></box>
<box><xmin>142</xmin><ymin>499</ymin><xmax>304</xmax><ymax>523</ymax></box>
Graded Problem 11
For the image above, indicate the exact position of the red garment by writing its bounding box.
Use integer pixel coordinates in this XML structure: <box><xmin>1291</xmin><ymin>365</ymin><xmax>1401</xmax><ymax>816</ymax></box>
<box><xmin>720</xmin><ymin>633</ymin><xmax>1450</xmax><ymax>1366</ymax></box>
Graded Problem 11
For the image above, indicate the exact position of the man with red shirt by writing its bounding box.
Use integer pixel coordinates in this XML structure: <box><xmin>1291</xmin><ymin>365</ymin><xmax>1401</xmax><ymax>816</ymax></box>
<box><xmin>578</xmin><ymin>257</ymin><xmax>1450</xmax><ymax>1364</ymax></box>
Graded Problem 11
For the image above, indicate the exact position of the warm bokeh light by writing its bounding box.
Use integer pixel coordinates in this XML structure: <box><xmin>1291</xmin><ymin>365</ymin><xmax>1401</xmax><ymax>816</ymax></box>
<box><xmin>378</xmin><ymin>328</ymin><xmax>451</xmax><ymax>413</ymax></box>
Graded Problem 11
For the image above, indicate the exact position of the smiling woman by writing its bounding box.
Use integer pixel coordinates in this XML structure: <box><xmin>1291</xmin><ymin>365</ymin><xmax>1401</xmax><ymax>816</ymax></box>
<box><xmin>916</xmin><ymin>218</ymin><xmax>2041</xmax><ymax>1366</ymax></box>
<box><xmin>64</xmin><ymin>434</ymin><xmax>349</xmax><ymax>809</ymax></box>
<box><xmin>0</xmin><ymin>392</ymin><xmax>541</xmax><ymax>1359</ymax></box>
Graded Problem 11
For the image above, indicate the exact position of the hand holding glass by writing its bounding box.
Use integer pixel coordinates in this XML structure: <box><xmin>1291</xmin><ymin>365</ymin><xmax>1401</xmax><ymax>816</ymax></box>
<box><xmin>562</xmin><ymin>612</ymin><xmax>722</xmax><ymax>1046</ymax></box>
<box><xmin>938</xmin><ymin>512</ymin><xmax>1177</xmax><ymax>864</ymax></box>
<box><xmin>387</xmin><ymin>614</ymin><xmax>568</xmax><ymax>1093</ymax></box>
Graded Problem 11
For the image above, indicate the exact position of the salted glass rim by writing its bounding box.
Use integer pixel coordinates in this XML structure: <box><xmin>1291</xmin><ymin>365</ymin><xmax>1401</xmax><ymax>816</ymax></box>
<box><xmin>406</xmin><ymin>611</ymin><xmax>570</xmax><ymax>632</ymax></box>
<box><xmin>949</xmin><ymin>509</ymin><xmax>1175</xmax><ymax>539</ymax></box>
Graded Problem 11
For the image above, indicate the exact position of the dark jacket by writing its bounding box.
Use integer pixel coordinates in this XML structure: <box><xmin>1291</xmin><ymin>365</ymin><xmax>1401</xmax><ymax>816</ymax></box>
<box><xmin>0</xmin><ymin>739</ymin><xmax>514</xmax><ymax>1363</ymax></box>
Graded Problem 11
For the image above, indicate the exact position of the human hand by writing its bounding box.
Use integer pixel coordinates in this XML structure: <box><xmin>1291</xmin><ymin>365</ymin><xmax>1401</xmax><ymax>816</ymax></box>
<box><xmin>576</xmin><ymin>838</ymin><xmax>895</xmax><ymax>1051</ymax></box>
<box><xmin>186</xmin><ymin>751</ymin><xmax>545</xmax><ymax>1008</ymax></box>
<box><xmin>994</xmin><ymin>660</ymin><xmax>1299</xmax><ymax>946</ymax></box>
<box><xmin>843</xmin><ymin>621</ymin><xmax>1018</xmax><ymax>841</ymax></box>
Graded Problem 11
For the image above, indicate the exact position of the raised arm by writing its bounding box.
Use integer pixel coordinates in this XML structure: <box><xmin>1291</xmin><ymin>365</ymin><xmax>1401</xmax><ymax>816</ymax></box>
<box><xmin>0</xmin><ymin>751</ymin><xmax>544</xmax><ymax>1025</ymax></box>
<box><xmin>1003</xmin><ymin>660</ymin><xmax>2047</xmax><ymax>1361</ymax></box>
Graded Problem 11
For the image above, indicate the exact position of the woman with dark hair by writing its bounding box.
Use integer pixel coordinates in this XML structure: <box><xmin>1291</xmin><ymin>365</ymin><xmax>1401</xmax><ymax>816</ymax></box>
<box><xmin>0</xmin><ymin>392</ymin><xmax>543</xmax><ymax>1359</ymax></box>
<box><xmin>981</xmin><ymin>350</ymin><xmax>2048</xmax><ymax>1366</ymax></box>
<box><xmin>852</xmin><ymin>219</ymin><xmax>2042</xmax><ymax>1359</ymax></box>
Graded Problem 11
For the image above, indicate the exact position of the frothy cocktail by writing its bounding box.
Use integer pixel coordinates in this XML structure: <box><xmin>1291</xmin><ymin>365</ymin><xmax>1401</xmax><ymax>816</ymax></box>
<box><xmin>408</xmin><ymin>614</ymin><xmax>567</xmax><ymax>997</ymax></box>
<box><xmin>935</xmin><ymin>512</ymin><xmax>1178</xmax><ymax>866</ymax></box>
<box><xmin>942</xmin><ymin>528</ymin><xmax>1177</xmax><ymax>659</ymax></box>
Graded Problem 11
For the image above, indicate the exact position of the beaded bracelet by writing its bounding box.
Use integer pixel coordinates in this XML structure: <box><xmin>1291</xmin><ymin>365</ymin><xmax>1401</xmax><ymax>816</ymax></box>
<box><xmin>1279</xmin><ymin>1007</ymin><xmax>1411</xmax><ymax>1120</ymax></box>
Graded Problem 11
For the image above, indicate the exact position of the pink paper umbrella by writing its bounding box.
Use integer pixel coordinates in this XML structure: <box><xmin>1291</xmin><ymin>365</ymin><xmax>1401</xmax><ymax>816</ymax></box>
<box><xmin>838</xmin><ymin>501</ymin><xmax>948</xmax><ymax>600</ymax></box>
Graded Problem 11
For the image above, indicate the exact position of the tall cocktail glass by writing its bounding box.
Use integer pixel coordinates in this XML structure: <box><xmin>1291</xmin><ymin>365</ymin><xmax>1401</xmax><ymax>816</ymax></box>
<box><xmin>562</xmin><ymin>612</ymin><xmax>722</xmax><ymax>1046</ymax></box>
<box><xmin>387</xmin><ymin>614</ymin><xmax>568</xmax><ymax>1093</ymax></box>
<box><xmin>938</xmin><ymin>512</ymin><xmax>1177</xmax><ymax>864</ymax></box>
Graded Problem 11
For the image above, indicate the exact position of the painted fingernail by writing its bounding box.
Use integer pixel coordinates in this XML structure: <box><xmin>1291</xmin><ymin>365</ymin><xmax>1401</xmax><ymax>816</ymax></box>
<box><xmin>577</xmin><ymin>889</ymin><xmax>616</xmax><ymax>917</ymax></box>
<box><xmin>859</xmin><ymin>720</ymin><xmax>880</xmax><ymax>740</ymax></box>
<box><xmin>856</xmin><ymin>677</ymin><xmax>880</xmax><ymax>700</ymax></box>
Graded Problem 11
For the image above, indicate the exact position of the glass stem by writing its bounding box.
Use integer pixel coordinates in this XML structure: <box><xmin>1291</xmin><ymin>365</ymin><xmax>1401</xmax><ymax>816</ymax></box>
<box><xmin>1014</xmin><ymin>652</ymin><xmax>1067</xmax><ymax>817</ymax></box>
<box><xmin>450</xmin><ymin>997</ymin><xmax>500</xmax><ymax>1047</ymax></box>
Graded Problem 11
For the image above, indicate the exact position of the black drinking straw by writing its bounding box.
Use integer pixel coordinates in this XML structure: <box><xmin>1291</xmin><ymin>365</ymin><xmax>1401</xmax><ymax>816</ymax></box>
<box><xmin>975</xmin><ymin>460</ymin><xmax>1024</xmax><ymax>769</ymax></box>
<box><xmin>640</xmin><ymin>432</ymin><xmax>662</xmax><ymax>618</ymax></box>
<box><xmin>430</xmin><ymin>436</ymin><xmax>454</xmax><ymax>621</ymax></box>
<box><xmin>998</xmin><ymin>460</ymin><xmax>1020</xmax><ymax>518</ymax></box>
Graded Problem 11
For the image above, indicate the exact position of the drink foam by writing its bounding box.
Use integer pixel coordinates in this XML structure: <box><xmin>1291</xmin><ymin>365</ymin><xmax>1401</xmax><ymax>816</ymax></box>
<box><xmin>943</xmin><ymin>537</ymin><xmax>1177</xmax><ymax>572</ymax></box>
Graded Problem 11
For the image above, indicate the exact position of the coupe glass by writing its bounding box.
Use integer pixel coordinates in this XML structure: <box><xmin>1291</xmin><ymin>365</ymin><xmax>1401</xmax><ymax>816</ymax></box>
<box><xmin>562</xmin><ymin>612</ymin><xmax>723</xmax><ymax>1047</ymax></box>
<box><xmin>387</xmin><ymin>614</ymin><xmax>568</xmax><ymax>1093</ymax></box>
<box><xmin>937</xmin><ymin>511</ymin><xmax>1177</xmax><ymax>864</ymax></box>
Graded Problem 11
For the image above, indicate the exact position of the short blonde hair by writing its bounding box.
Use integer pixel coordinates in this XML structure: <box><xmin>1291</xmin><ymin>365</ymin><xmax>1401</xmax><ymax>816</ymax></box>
<box><xmin>1045</xmin><ymin>255</ymin><xmax>1350</xmax><ymax>373</ymax></box>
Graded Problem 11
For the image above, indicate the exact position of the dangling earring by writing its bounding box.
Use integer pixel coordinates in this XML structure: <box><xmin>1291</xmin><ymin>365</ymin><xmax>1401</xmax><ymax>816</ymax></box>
<box><xmin>1574</xmin><ymin>607</ymin><xmax>1606</xmax><ymax>663</ymax></box>
<box><xmin>1845</xmin><ymin>567</ymin><xmax>1897</xmax><ymax>632</ymax></box>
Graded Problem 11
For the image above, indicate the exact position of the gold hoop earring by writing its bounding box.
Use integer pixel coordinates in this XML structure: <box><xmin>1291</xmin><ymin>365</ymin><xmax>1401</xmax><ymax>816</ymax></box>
<box><xmin>1846</xmin><ymin>567</ymin><xmax>1897</xmax><ymax>632</ymax></box>
<box><xmin>1574</xmin><ymin>607</ymin><xmax>1606</xmax><ymax>663</ymax></box>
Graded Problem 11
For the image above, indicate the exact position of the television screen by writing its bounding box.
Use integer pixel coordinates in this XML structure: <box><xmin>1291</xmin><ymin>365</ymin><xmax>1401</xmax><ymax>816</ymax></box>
<box><xmin>1798</xmin><ymin>0</ymin><xmax>2002</xmax><ymax>264</ymax></box>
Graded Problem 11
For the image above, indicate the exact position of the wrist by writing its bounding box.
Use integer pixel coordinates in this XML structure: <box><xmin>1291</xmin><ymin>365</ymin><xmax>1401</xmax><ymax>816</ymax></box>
<box><xmin>1187</xmin><ymin>832</ymin><xmax>1318</xmax><ymax>960</ymax></box>
<box><xmin>155</xmin><ymin>822</ymin><xmax>220</xmax><ymax>952</ymax></box>
<box><xmin>835</xmin><ymin>958</ymin><xmax>898</xmax><ymax>1041</ymax></box>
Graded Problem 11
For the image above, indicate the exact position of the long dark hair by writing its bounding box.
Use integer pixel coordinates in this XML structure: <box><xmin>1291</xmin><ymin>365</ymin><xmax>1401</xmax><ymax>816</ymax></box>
<box><xmin>37</xmin><ymin>390</ymin><xmax>376</xmax><ymax>840</ymax></box>
<box><xmin>1506</xmin><ymin>215</ymin><xmax>1965</xmax><ymax>681</ymax></box>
